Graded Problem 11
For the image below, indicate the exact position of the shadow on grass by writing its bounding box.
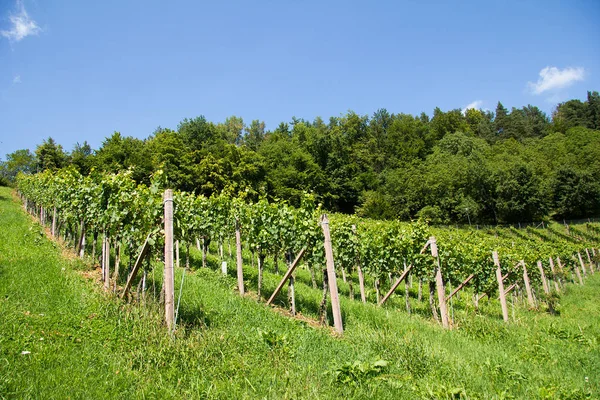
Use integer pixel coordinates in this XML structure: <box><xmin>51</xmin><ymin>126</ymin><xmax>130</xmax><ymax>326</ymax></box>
<box><xmin>0</xmin><ymin>194</ymin><xmax>10</xmax><ymax>203</ymax></box>
<box><xmin>177</xmin><ymin>303</ymin><xmax>213</xmax><ymax>329</ymax></box>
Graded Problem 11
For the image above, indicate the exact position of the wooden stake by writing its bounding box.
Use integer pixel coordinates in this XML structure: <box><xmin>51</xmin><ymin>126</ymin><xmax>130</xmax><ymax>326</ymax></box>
<box><xmin>235</xmin><ymin>219</ymin><xmax>244</xmax><ymax>296</ymax></box>
<box><xmin>79</xmin><ymin>230</ymin><xmax>86</xmax><ymax>259</ymax></box>
<box><xmin>430</xmin><ymin>237</ymin><xmax>449</xmax><ymax>328</ymax></box>
<box><xmin>202</xmin><ymin>238</ymin><xmax>207</xmax><ymax>269</ymax></box>
<box><xmin>321</xmin><ymin>214</ymin><xmax>343</xmax><ymax>334</ymax></box>
<box><xmin>494</xmin><ymin>251</ymin><xmax>509</xmax><ymax>322</ymax></box>
<box><xmin>121</xmin><ymin>235</ymin><xmax>151</xmax><ymax>299</ymax></box>
<box><xmin>557</xmin><ymin>256</ymin><xmax>564</xmax><ymax>272</ymax></box>
<box><xmin>101</xmin><ymin>233</ymin><xmax>105</xmax><ymax>280</ymax></box>
<box><xmin>548</xmin><ymin>257</ymin><xmax>560</xmax><ymax>292</ymax></box>
<box><xmin>288</xmin><ymin>275</ymin><xmax>296</xmax><ymax>316</ymax></box>
<box><xmin>380</xmin><ymin>264</ymin><xmax>413</xmax><ymax>305</ymax></box>
<box><xmin>446</xmin><ymin>274</ymin><xmax>475</xmax><ymax>302</ymax></box>
<box><xmin>404</xmin><ymin>262</ymin><xmax>411</xmax><ymax>314</ymax></box>
<box><xmin>51</xmin><ymin>207</ymin><xmax>56</xmax><ymax>237</ymax></box>
<box><xmin>267</xmin><ymin>247</ymin><xmax>306</xmax><ymax>305</ymax></box>
<box><xmin>521</xmin><ymin>261</ymin><xmax>535</xmax><ymax>308</ymax></box>
<box><xmin>141</xmin><ymin>271</ymin><xmax>147</xmax><ymax>303</ymax></box>
<box><xmin>163</xmin><ymin>189</ymin><xmax>175</xmax><ymax>331</ymax></box>
<box><xmin>577</xmin><ymin>252</ymin><xmax>587</xmax><ymax>277</ymax></box>
<box><xmin>112</xmin><ymin>243</ymin><xmax>121</xmax><ymax>293</ymax></box>
<box><xmin>91</xmin><ymin>231</ymin><xmax>97</xmax><ymax>266</ymax></box>
<box><xmin>104</xmin><ymin>236</ymin><xmax>110</xmax><ymax>291</ymax></box>
<box><xmin>574</xmin><ymin>263</ymin><xmax>584</xmax><ymax>285</ymax></box>
<box><xmin>258</xmin><ymin>253</ymin><xmax>264</xmax><ymax>298</ymax></box>
<box><xmin>503</xmin><ymin>282</ymin><xmax>518</xmax><ymax>296</ymax></box>
<box><xmin>76</xmin><ymin>219</ymin><xmax>85</xmax><ymax>255</ymax></box>
<box><xmin>585</xmin><ymin>249</ymin><xmax>594</xmax><ymax>273</ymax></box>
<box><xmin>357</xmin><ymin>264</ymin><xmax>366</xmax><ymax>304</ymax></box>
<box><xmin>476</xmin><ymin>292</ymin><xmax>488</xmax><ymax>303</ymax></box>
<box><xmin>537</xmin><ymin>260</ymin><xmax>550</xmax><ymax>294</ymax></box>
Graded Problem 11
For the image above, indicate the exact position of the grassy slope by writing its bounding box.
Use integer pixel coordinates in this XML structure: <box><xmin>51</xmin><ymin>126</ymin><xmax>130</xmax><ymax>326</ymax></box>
<box><xmin>0</xmin><ymin>186</ymin><xmax>598</xmax><ymax>399</ymax></box>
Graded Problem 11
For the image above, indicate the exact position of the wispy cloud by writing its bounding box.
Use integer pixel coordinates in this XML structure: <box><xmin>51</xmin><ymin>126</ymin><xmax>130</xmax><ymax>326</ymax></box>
<box><xmin>1</xmin><ymin>1</ymin><xmax>42</xmax><ymax>42</ymax></box>
<box><xmin>462</xmin><ymin>100</ymin><xmax>483</xmax><ymax>114</ymax></box>
<box><xmin>527</xmin><ymin>66</ymin><xmax>585</xmax><ymax>95</ymax></box>
<box><xmin>13</xmin><ymin>75</ymin><xmax>21</xmax><ymax>84</ymax></box>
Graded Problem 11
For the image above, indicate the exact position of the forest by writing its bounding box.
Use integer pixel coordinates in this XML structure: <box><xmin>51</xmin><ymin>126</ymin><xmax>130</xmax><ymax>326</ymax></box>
<box><xmin>2</xmin><ymin>91</ymin><xmax>599</xmax><ymax>224</ymax></box>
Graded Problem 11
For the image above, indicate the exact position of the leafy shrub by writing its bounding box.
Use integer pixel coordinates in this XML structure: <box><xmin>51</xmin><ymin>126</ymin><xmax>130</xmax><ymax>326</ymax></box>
<box><xmin>257</xmin><ymin>328</ymin><xmax>295</xmax><ymax>358</ymax></box>
<box><xmin>329</xmin><ymin>359</ymin><xmax>388</xmax><ymax>386</ymax></box>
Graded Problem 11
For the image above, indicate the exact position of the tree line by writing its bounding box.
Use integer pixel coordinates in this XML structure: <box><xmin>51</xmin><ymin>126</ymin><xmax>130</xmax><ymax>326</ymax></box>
<box><xmin>2</xmin><ymin>91</ymin><xmax>599</xmax><ymax>224</ymax></box>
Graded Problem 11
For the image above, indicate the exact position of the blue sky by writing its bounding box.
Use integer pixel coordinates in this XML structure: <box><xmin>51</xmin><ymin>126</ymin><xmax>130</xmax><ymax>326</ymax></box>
<box><xmin>1</xmin><ymin>0</ymin><xmax>599</xmax><ymax>157</ymax></box>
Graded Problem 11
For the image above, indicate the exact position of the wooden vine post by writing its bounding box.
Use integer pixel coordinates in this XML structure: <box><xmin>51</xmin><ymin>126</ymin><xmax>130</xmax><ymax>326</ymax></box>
<box><xmin>121</xmin><ymin>235</ymin><xmax>151</xmax><ymax>299</ymax></box>
<box><xmin>235</xmin><ymin>219</ymin><xmax>245</xmax><ymax>296</ymax></box>
<box><xmin>288</xmin><ymin>275</ymin><xmax>296</xmax><ymax>316</ymax></box>
<box><xmin>430</xmin><ymin>237</ymin><xmax>450</xmax><ymax>328</ymax></box>
<box><xmin>493</xmin><ymin>251</ymin><xmax>509</xmax><ymax>322</ymax></box>
<box><xmin>78</xmin><ymin>219</ymin><xmax>86</xmax><ymax>259</ymax></box>
<box><xmin>163</xmin><ymin>189</ymin><xmax>175</xmax><ymax>331</ymax></box>
<box><xmin>267</xmin><ymin>247</ymin><xmax>306</xmax><ymax>305</ymax></box>
<box><xmin>51</xmin><ymin>207</ymin><xmax>57</xmax><ymax>237</ymax></box>
<box><xmin>574</xmin><ymin>261</ymin><xmax>584</xmax><ymax>285</ymax></box>
<box><xmin>521</xmin><ymin>260</ymin><xmax>535</xmax><ymax>308</ymax></box>
<box><xmin>321</xmin><ymin>214</ymin><xmax>343</xmax><ymax>335</ymax></box>
<box><xmin>380</xmin><ymin>265</ymin><xmax>414</xmax><ymax>305</ymax></box>
<box><xmin>577</xmin><ymin>252</ymin><xmax>587</xmax><ymax>277</ymax></box>
<box><xmin>537</xmin><ymin>260</ymin><xmax>550</xmax><ymax>294</ymax></box>
<box><xmin>585</xmin><ymin>249</ymin><xmax>594</xmax><ymax>273</ymax></box>
<box><xmin>556</xmin><ymin>256</ymin><xmax>564</xmax><ymax>273</ymax></box>
<box><xmin>101</xmin><ymin>233</ymin><xmax>106</xmax><ymax>282</ymax></box>
<box><xmin>103</xmin><ymin>234</ymin><xmax>110</xmax><ymax>291</ymax></box>
<box><xmin>548</xmin><ymin>257</ymin><xmax>561</xmax><ymax>291</ymax></box>
<box><xmin>446</xmin><ymin>274</ymin><xmax>474</xmax><ymax>302</ymax></box>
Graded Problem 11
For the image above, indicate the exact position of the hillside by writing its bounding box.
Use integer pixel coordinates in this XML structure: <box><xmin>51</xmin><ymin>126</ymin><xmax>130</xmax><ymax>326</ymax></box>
<box><xmin>0</xmin><ymin>185</ymin><xmax>598</xmax><ymax>399</ymax></box>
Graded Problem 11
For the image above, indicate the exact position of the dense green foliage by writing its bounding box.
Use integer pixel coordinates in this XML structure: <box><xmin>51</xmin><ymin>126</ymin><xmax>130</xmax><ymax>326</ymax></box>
<box><xmin>2</xmin><ymin>92</ymin><xmax>600</xmax><ymax>222</ymax></box>
<box><xmin>16</xmin><ymin>169</ymin><xmax>597</xmax><ymax>323</ymax></box>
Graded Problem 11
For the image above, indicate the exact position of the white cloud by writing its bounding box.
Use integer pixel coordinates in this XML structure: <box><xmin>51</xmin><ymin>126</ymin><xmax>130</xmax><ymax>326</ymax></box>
<box><xmin>1</xmin><ymin>1</ymin><xmax>42</xmax><ymax>42</ymax></box>
<box><xmin>527</xmin><ymin>66</ymin><xmax>585</xmax><ymax>95</ymax></box>
<box><xmin>462</xmin><ymin>100</ymin><xmax>483</xmax><ymax>114</ymax></box>
<box><xmin>13</xmin><ymin>75</ymin><xmax>21</xmax><ymax>84</ymax></box>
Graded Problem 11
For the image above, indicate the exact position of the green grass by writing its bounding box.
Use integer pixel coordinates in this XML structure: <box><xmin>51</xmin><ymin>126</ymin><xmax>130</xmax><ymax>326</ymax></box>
<box><xmin>1</xmin><ymin>186</ymin><xmax>598</xmax><ymax>399</ymax></box>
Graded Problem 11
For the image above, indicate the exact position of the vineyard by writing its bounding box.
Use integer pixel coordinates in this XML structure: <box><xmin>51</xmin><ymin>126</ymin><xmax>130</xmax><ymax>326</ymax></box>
<box><xmin>15</xmin><ymin>168</ymin><xmax>599</xmax><ymax>334</ymax></box>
